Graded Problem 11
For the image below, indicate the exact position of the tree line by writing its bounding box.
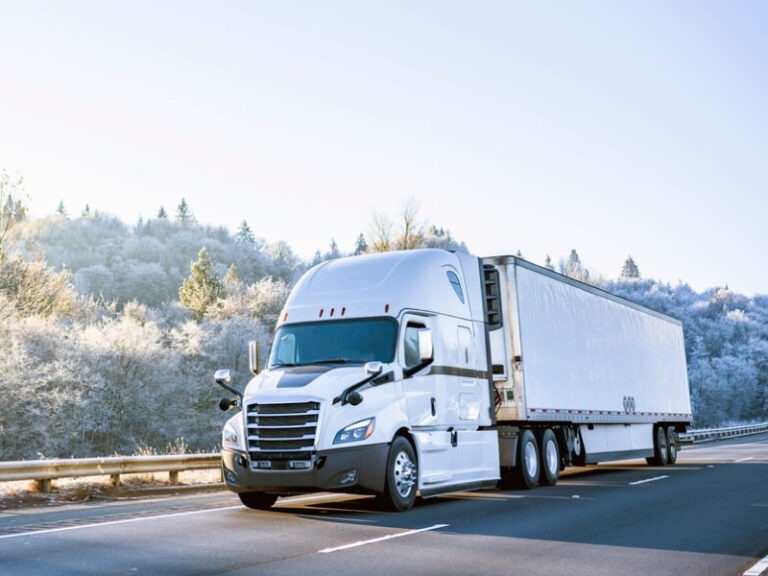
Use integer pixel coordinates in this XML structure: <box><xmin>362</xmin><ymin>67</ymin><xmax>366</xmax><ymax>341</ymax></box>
<box><xmin>0</xmin><ymin>176</ymin><xmax>765</xmax><ymax>459</ymax></box>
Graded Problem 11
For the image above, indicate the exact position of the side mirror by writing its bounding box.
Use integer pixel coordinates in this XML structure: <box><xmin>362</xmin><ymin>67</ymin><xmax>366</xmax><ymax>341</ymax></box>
<box><xmin>214</xmin><ymin>369</ymin><xmax>231</xmax><ymax>385</ymax></box>
<box><xmin>249</xmin><ymin>341</ymin><xmax>261</xmax><ymax>376</ymax></box>
<box><xmin>418</xmin><ymin>329</ymin><xmax>434</xmax><ymax>362</ymax></box>
<box><xmin>365</xmin><ymin>361</ymin><xmax>383</xmax><ymax>376</ymax></box>
<box><xmin>214</xmin><ymin>368</ymin><xmax>243</xmax><ymax>404</ymax></box>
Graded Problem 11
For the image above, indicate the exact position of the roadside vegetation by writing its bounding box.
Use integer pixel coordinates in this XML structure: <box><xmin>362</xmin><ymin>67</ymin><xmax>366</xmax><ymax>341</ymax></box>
<box><xmin>0</xmin><ymin>170</ymin><xmax>766</xmax><ymax>465</ymax></box>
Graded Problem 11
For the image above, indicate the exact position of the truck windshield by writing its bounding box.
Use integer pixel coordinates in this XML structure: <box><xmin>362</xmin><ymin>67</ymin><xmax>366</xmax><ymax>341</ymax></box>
<box><xmin>268</xmin><ymin>318</ymin><xmax>398</xmax><ymax>368</ymax></box>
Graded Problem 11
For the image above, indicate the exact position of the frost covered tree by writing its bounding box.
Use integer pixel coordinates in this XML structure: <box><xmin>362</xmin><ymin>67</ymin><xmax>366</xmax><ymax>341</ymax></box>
<box><xmin>235</xmin><ymin>220</ymin><xmax>256</xmax><ymax>244</ymax></box>
<box><xmin>0</xmin><ymin>169</ymin><xmax>27</xmax><ymax>264</ymax></box>
<box><xmin>175</xmin><ymin>198</ymin><xmax>196</xmax><ymax>227</ymax></box>
<box><xmin>561</xmin><ymin>249</ymin><xmax>590</xmax><ymax>283</ymax></box>
<box><xmin>621</xmin><ymin>255</ymin><xmax>640</xmax><ymax>279</ymax></box>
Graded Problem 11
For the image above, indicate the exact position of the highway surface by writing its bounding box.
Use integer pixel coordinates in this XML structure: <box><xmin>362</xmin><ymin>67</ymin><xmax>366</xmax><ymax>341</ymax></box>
<box><xmin>1</xmin><ymin>433</ymin><xmax>767</xmax><ymax>576</ymax></box>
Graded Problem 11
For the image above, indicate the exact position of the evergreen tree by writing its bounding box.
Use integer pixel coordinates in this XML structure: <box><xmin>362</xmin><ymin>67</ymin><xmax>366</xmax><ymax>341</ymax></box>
<box><xmin>353</xmin><ymin>233</ymin><xmax>368</xmax><ymax>255</ymax></box>
<box><xmin>175</xmin><ymin>199</ymin><xmax>196</xmax><ymax>226</ymax></box>
<box><xmin>235</xmin><ymin>220</ymin><xmax>256</xmax><ymax>244</ymax></box>
<box><xmin>157</xmin><ymin>206</ymin><xmax>168</xmax><ymax>219</ymax></box>
<box><xmin>561</xmin><ymin>249</ymin><xmax>589</xmax><ymax>282</ymax></box>
<box><xmin>81</xmin><ymin>204</ymin><xmax>91</xmax><ymax>218</ymax></box>
<box><xmin>178</xmin><ymin>247</ymin><xmax>222</xmax><ymax>321</ymax></box>
<box><xmin>544</xmin><ymin>255</ymin><xmax>554</xmax><ymax>271</ymax></box>
<box><xmin>621</xmin><ymin>255</ymin><xmax>641</xmax><ymax>279</ymax></box>
<box><xmin>56</xmin><ymin>200</ymin><xmax>68</xmax><ymax>217</ymax></box>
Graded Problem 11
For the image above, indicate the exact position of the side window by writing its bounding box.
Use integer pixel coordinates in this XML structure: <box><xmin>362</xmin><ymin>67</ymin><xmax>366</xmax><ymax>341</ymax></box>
<box><xmin>403</xmin><ymin>322</ymin><xmax>425</xmax><ymax>368</ymax></box>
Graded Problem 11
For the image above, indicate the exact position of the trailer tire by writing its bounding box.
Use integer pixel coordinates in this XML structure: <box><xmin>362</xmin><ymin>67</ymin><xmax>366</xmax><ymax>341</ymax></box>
<box><xmin>571</xmin><ymin>427</ymin><xmax>586</xmax><ymax>467</ymax></box>
<box><xmin>239</xmin><ymin>492</ymin><xmax>278</xmax><ymax>510</ymax></box>
<box><xmin>514</xmin><ymin>429</ymin><xmax>540</xmax><ymax>489</ymax></box>
<box><xmin>646</xmin><ymin>425</ymin><xmax>669</xmax><ymax>466</ymax></box>
<box><xmin>666</xmin><ymin>427</ymin><xmax>678</xmax><ymax>465</ymax></box>
<box><xmin>538</xmin><ymin>429</ymin><xmax>560</xmax><ymax>486</ymax></box>
<box><xmin>378</xmin><ymin>436</ymin><xmax>418</xmax><ymax>511</ymax></box>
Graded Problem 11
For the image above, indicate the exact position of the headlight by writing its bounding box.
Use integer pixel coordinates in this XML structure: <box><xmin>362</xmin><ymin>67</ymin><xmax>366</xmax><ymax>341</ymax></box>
<box><xmin>333</xmin><ymin>418</ymin><xmax>375</xmax><ymax>445</ymax></box>
<box><xmin>222</xmin><ymin>418</ymin><xmax>241</xmax><ymax>451</ymax></box>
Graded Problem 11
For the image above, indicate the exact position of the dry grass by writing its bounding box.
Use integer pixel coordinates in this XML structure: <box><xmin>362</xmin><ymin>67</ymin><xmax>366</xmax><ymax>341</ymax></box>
<box><xmin>0</xmin><ymin>468</ymin><xmax>223</xmax><ymax>510</ymax></box>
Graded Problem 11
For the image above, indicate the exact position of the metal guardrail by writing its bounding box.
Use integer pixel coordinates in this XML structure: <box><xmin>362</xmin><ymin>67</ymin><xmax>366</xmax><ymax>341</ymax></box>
<box><xmin>0</xmin><ymin>453</ymin><xmax>221</xmax><ymax>492</ymax></box>
<box><xmin>678</xmin><ymin>422</ymin><xmax>768</xmax><ymax>444</ymax></box>
<box><xmin>2</xmin><ymin>422</ymin><xmax>767</xmax><ymax>493</ymax></box>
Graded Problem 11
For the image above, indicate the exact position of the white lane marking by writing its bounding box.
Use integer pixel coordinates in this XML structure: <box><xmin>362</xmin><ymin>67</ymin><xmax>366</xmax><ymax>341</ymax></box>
<box><xmin>744</xmin><ymin>553</ymin><xmax>768</xmax><ymax>576</ymax></box>
<box><xmin>629</xmin><ymin>475</ymin><xmax>669</xmax><ymax>486</ymax></box>
<box><xmin>0</xmin><ymin>506</ymin><xmax>242</xmax><ymax>541</ymax></box>
<box><xmin>319</xmin><ymin>524</ymin><xmax>449</xmax><ymax>553</ymax></box>
<box><xmin>736</xmin><ymin>457</ymin><xmax>755</xmax><ymax>463</ymax></box>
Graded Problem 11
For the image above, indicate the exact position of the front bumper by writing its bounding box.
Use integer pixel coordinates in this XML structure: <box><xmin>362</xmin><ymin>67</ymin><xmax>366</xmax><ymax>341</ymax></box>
<box><xmin>222</xmin><ymin>442</ymin><xmax>389</xmax><ymax>495</ymax></box>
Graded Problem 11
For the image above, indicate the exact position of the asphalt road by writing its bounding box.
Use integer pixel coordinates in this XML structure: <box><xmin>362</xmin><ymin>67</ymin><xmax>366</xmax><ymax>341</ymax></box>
<box><xmin>1</xmin><ymin>434</ymin><xmax>767</xmax><ymax>576</ymax></box>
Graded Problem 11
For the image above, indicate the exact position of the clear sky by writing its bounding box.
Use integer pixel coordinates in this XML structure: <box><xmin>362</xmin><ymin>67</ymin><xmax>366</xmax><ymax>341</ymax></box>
<box><xmin>2</xmin><ymin>1</ymin><xmax>767</xmax><ymax>295</ymax></box>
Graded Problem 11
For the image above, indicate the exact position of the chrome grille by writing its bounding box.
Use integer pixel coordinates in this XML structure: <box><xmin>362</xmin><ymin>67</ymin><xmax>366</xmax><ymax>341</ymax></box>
<box><xmin>246</xmin><ymin>401</ymin><xmax>320</xmax><ymax>467</ymax></box>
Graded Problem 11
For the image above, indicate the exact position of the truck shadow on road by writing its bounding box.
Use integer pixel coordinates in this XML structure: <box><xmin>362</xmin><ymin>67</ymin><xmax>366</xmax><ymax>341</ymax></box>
<box><xmin>270</xmin><ymin>460</ymin><xmax>768</xmax><ymax>557</ymax></box>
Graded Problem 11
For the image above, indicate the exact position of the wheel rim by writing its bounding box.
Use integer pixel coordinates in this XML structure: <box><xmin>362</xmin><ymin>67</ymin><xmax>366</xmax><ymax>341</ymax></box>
<box><xmin>545</xmin><ymin>439</ymin><xmax>558</xmax><ymax>475</ymax></box>
<box><xmin>524</xmin><ymin>440</ymin><xmax>538</xmax><ymax>479</ymax></box>
<box><xmin>668</xmin><ymin>431</ymin><xmax>677</xmax><ymax>460</ymax></box>
<box><xmin>393</xmin><ymin>450</ymin><xmax>416</xmax><ymax>498</ymax></box>
<box><xmin>658</xmin><ymin>429</ymin><xmax>668</xmax><ymax>462</ymax></box>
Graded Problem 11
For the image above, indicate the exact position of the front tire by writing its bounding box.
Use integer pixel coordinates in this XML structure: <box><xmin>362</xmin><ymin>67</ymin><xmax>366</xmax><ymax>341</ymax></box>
<box><xmin>239</xmin><ymin>492</ymin><xmax>278</xmax><ymax>510</ymax></box>
<box><xmin>378</xmin><ymin>436</ymin><xmax>418</xmax><ymax>511</ymax></box>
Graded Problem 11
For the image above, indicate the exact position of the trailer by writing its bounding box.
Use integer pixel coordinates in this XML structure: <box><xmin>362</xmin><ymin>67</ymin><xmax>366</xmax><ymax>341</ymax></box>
<box><xmin>214</xmin><ymin>249</ymin><xmax>692</xmax><ymax>511</ymax></box>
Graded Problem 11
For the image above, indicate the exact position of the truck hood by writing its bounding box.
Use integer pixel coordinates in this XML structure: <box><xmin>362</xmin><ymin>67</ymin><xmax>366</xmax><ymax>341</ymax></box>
<box><xmin>243</xmin><ymin>365</ymin><xmax>372</xmax><ymax>404</ymax></box>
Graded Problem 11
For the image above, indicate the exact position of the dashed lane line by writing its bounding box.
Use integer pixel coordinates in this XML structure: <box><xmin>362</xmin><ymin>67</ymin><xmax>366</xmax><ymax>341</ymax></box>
<box><xmin>628</xmin><ymin>475</ymin><xmax>669</xmax><ymax>486</ymax></box>
<box><xmin>744</xmin><ymin>553</ymin><xmax>768</xmax><ymax>576</ymax></box>
<box><xmin>0</xmin><ymin>506</ymin><xmax>242</xmax><ymax>540</ymax></box>
<box><xmin>319</xmin><ymin>524</ymin><xmax>450</xmax><ymax>553</ymax></box>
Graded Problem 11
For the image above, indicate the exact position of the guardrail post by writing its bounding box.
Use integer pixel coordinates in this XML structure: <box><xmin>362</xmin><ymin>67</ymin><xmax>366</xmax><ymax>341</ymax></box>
<box><xmin>35</xmin><ymin>479</ymin><xmax>52</xmax><ymax>493</ymax></box>
<box><xmin>110</xmin><ymin>473</ymin><xmax>121</xmax><ymax>487</ymax></box>
<box><xmin>169</xmin><ymin>471</ymin><xmax>179</xmax><ymax>485</ymax></box>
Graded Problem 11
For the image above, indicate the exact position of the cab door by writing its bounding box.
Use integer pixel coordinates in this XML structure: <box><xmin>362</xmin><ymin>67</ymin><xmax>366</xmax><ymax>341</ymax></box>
<box><xmin>401</xmin><ymin>315</ymin><xmax>437</xmax><ymax>428</ymax></box>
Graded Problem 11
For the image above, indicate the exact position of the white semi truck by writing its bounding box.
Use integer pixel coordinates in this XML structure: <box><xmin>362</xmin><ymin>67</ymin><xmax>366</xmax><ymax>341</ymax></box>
<box><xmin>215</xmin><ymin>249</ymin><xmax>692</xmax><ymax>511</ymax></box>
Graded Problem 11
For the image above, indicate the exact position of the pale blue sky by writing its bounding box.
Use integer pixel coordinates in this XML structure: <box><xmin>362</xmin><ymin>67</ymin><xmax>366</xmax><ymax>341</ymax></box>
<box><xmin>2</xmin><ymin>1</ymin><xmax>766</xmax><ymax>294</ymax></box>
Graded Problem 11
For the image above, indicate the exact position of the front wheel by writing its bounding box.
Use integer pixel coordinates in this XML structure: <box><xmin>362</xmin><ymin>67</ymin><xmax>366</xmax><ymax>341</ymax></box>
<box><xmin>378</xmin><ymin>436</ymin><xmax>418</xmax><ymax>511</ymax></box>
<box><xmin>239</xmin><ymin>492</ymin><xmax>278</xmax><ymax>510</ymax></box>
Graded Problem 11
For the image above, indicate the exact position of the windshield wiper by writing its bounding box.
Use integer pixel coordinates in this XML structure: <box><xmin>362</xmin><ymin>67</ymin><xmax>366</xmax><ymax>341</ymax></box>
<box><xmin>312</xmin><ymin>358</ymin><xmax>354</xmax><ymax>364</ymax></box>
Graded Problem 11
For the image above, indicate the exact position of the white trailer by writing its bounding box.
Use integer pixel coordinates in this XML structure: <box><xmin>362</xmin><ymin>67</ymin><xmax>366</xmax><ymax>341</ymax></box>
<box><xmin>214</xmin><ymin>249</ymin><xmax>692</xmax><ymax>511</ymax></box>
<box><xmin>485</xmin><ymin>256</ymin><xmax>692</xmax><ymax>488</ymax></box>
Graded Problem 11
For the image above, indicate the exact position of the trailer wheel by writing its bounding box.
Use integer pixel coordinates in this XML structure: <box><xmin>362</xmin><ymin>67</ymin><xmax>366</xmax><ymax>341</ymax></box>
<box><xmin>538</xmin><ymin>429</ymin><xmax>560</xmax><ymax>486</ymax></box>
<box><xmin>646</xmin><ymin>425</ymin><xmax>669</xmax><ymax>466</ymax></box>
<box><xmin>571</xmin><ymin>427</ymin><xmax>586</xmax><ymax>467</ymax></box>
<box><xmin>378</xmin><ymin>436</ymin><xmax>418</xmax><ymax>511</ymax></box>
<box><xmin>514</xmin><ymin>429</ymin><xmax>540</xmax><ymax>489</ymax></box>
<box><xmin>238</xmin><ymin>492</ymin><xmax>278</xmax><ymax>510</ymax></box>
<box><xmin>666</xmin><ymin>427</ymin><xmax>678</xmax><ymax>465</ymax></box>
